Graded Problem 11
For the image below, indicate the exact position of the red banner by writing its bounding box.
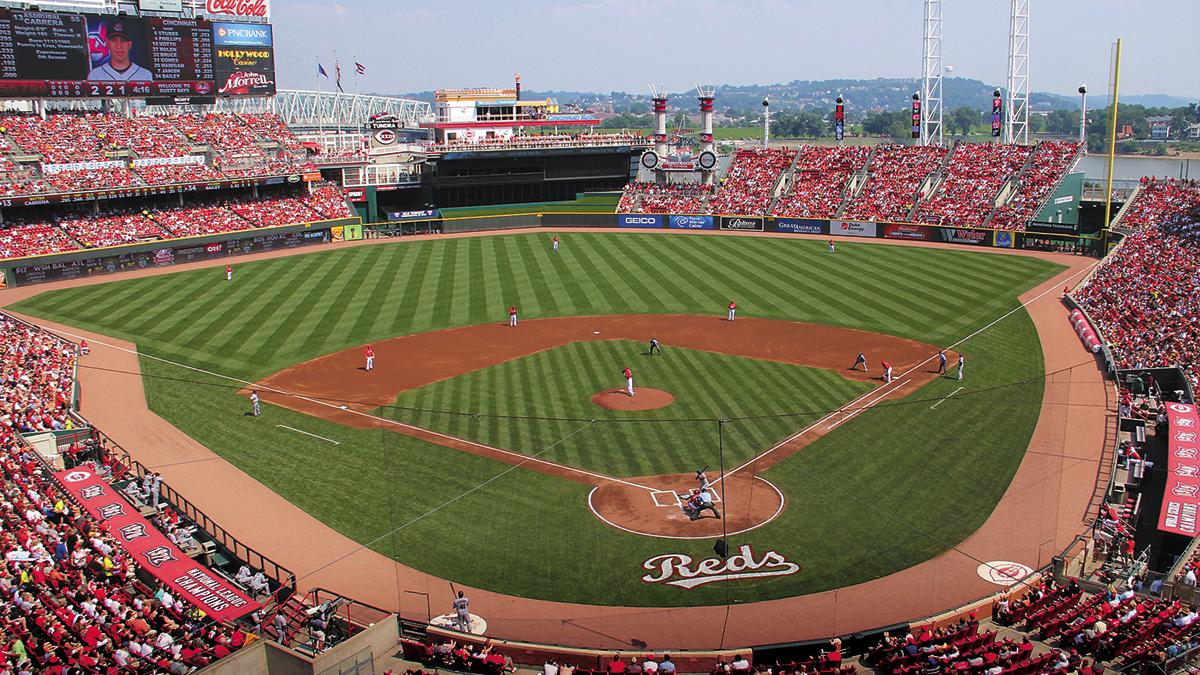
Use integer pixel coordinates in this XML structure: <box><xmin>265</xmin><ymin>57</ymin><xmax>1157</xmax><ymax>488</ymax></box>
<box><xmin>1160</xmin><ymin>403</ymin><xmax>1200</xmax><ymax>537</ymax></box>
<box><xmin>55</xmin><ymin>468</ymin><xmax>260</xmax><ymax>622</ymax></box>
<box><xmin>882</xmin><ymin>223</ymin><xmax>932</xmax><ymax>241</ymax></box>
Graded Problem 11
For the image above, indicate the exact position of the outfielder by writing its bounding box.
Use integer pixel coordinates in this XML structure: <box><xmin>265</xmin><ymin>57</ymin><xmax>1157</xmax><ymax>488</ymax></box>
<box><xmin>623</xmin><ymin>366</ymin><xmax>634</xmax><ymax>396</ymax></box>
<box><xmin>649</xmin><ymin>337</ymin><xmax>662</xmax><ymax>355</ymax></box>
<box><xmin>881</xmin><ymin>360</ymin><xmax>893</xmax><ymax>383</ymax></box>
<box><xmin>851</xmin><ymin>352</ymin><xmax>867</xmax><ymax>372</ymax></box>
<box><xmin>250</xmin><ymin>390</ymin><xmax>261</xmax><ymax>417</ymax></box>
<box><xmin>509</xmin><ymin>305</ymin><xmax>518</xmax><ymax>327</ymax></box>
<box><xmin>364</xmin><ymin>345</ymin><xmax>375</xmax><ymax>371</ymax></box>
<box><xmin>552</xmin><ymin>235</ymin><xmax>560</xmax><ymax>252</ymax></box>
<box><xmin>957</xmin><ymin>353</ymin><xmax>965</xmax><ymax>381</ymax></box>
<box><xmin>226</xmin><ymin>264</ymin><xmax>233</xmax><ymax>281</ymax></box>
<box><xmin>727</xmin><ymin>300</ymin><xmax>737</xmax><ymax>321</ymax></box>
<box><xmin>828</xmin><ymin>239</ymin><xmax>836</xmax><ymax>254</ymax></box>
<box><xmin>937</xmin><ymin>350</ymin><xmax>948</xmax><ymax>375</ymax></box>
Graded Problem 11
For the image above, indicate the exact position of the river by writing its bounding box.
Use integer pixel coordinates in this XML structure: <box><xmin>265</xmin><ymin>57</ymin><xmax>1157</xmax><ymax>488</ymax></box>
<box><xmin>1077</xmin><ymin>154</ymin><xmax>1197</xmax><ymax>181</ymax></box>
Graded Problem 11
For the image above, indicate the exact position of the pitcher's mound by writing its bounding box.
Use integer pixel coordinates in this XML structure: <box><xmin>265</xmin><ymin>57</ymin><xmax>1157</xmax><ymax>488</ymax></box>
<box><xmin>591</xmin><ymin>388</ymin><xmax>674</xmax><ymax>411</ymax></box>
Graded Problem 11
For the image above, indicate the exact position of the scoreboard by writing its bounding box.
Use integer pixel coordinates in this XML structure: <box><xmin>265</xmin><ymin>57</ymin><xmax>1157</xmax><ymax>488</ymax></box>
<box><xmin>0</xmin><ymin>9</ymin><xmax>274</xmax><ymax>99</ymax></box>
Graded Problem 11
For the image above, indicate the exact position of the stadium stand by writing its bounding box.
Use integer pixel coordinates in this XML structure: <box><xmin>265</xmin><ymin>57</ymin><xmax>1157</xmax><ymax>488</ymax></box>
<box><xmin>988</xmin><ymin>142</ymin><xmax>1082</xmax><ymax>231</ymax></box>
<box><xmin>0</xmin><ymin>112</ymin><xmax>313</xmax><ymax>198</ymax></box>
<box><xmin>914</xmin><ymin>142</ymin><xmax>1032</xmax><ymax>228</ymax></box>
<box><xmin>841</xmin><ymin>144</ymin><xmax>948</xmax><ymax>222</ymax></box>
<box><xmin>0</xmin><ymin>315</ymin><xmax>263</xmax><ymax>672</ymax></box>
<box><xmin>618</xmin><ymin>181</ymin><xmax>713</xmax><ymax>214</ymax></box>
<box><xmin>774</xmin><ymin>145</ymin><xmax>872</xmax><ymax>219</ymax></box>
<box><xmin>0</xmin><ymin>181</ymin><xmax>351</xmax><ymax>259</ymax></box>
<box><xmin>1073</xmin><ymin>179</ymin><xmax>1200</xmax><ymax>393</ymax></box>
<box><xmin>709</xmin><ymin>147</ymin><xmax>796</xmax><ymax>216</ymax></box>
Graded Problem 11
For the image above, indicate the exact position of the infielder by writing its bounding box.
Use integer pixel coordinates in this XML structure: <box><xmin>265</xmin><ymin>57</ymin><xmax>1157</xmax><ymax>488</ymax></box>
<box><xmin>851</xmin><ymin>352</ymin><xmax>867</xmax><ymax>372</ymax></box>
<box><xmin>552</xmin><ymin>235</ymin><xmax>560</xmax><ymax>252</ymax></box>
<box><xmin>957</xmin><ymin>353</ymin><xmax>965</xmax><ymax>381</ymax></box>
<box><xmin>250</xmin><ymin>390</ymin><xmax>261</xmax><ymax>417</ymax></box>
<box><xmin>226</xmin><ymin>264</ymin><xmax>233</xmax><ymax>281</ymax></box>
<box><xmin>623</xmin><ymin>366</ymin><xmax>634</xmax><ymax>396</ymax></box>
<box><xmin>937</xmin><ymin>350</ymin><xmax>948</xmax><ymax>375</ymax></box>
<box><xmin>509</xmin><ymin>305</ymin><xmax>518</xmax><ymax>327</ymax></box>
<box><xmin>452</xmin><ymin>591</ymin><xmax>471</xmax><ymax>632</ymax></box>
<box><xmin>364</xmin><ymin>345</ymin><xmax>375</xmax><ymax>371</ymax></box>
<box><xmin>881</xmin><ymin>360</ymin><xmax>893</xmax><ymax>383</ymax></box>
<box><xmin>649</xmin><ymin>338</ymin><xmax>662</xmax><ymax>355</ymax></box>
<box><xmin>727</xmin><ymin>300</ymin><xmax>737</xmax><ymax>321</ymax></box>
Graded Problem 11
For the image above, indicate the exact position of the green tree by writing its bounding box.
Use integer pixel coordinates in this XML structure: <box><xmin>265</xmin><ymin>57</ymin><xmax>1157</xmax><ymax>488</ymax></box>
<box><xmin>948</xmin><ymin>107</ymin><xmax>978</xmax><ymax>136</ymax></box>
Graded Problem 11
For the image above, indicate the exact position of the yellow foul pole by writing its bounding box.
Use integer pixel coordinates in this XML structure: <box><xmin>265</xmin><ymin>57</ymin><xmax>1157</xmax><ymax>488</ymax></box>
<box><xmin>1103</xmin><ymin>38</ymin><xmax>1122</xmax><ymax>231</ymax></box>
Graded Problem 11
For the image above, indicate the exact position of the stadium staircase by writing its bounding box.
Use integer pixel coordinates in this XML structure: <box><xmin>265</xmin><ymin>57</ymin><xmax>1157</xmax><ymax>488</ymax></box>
<box><xmin>834</xmin><ymin>145</ymin><xmax>877</xmax><ymax>218</ymax></box>
<box><xmin>264</xmin><ymin>592</ymin><xmax>314</xmax><ymax>649</ymax></box>
<box><xmin>1108</xmin><ymin>182</ymin><xmax>1146</xmax><ymax>233</ymax></box>
<box><xmin>766</xmin><ymin>150</ymin><xmax>805</xmax><ymax>214</ymax></box>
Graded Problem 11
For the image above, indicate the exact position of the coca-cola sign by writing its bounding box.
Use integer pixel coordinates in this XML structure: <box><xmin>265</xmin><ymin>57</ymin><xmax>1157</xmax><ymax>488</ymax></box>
<box><xmin>206</xmin><ymin>0</ymin><xmax>270</xmax><ymax>18</ymax></box>
<box><xmin>218</xmin><ymin>71</ymin><xmax>274</xmax><ymax>95</ymax></box>
<box><xmin>641</xmin><ymin>545</ymin><xmax>800</xmax><ymax>589</ymax></box>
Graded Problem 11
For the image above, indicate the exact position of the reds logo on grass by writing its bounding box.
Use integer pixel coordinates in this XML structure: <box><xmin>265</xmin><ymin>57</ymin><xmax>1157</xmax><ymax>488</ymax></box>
<box><xmin>641</xmin><ymin>545</ymin><xmax>799</xmax><ymax>589</ymax></box>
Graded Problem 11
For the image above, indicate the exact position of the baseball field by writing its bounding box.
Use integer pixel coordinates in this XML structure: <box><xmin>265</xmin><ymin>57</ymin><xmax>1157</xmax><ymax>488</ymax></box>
<box><xmin>10</xmin><ymin>231</ymin><xmax>1065</xmax><ymax>607</ymax></box>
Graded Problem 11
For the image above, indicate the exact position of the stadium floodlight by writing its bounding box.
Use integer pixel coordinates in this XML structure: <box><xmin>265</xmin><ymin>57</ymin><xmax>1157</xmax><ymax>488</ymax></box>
<box><xmin>1005</xmin><ymin>0</ymin><xmax>1030</xmax><ymax>144</ymax></box>
<box><xmin>762</xmin><ymin>97</ymin><xmax>770</xmax><ymax>147</ymax></box>
<box><xmin>1078</xmin><ymin>85</ymin><xmax>1088</xmax><ymax>149</ymax></box>
<box><xmin>921</xmin><ymin>0</ymin><xmax>943</xmax><ymax>146</ymax></box>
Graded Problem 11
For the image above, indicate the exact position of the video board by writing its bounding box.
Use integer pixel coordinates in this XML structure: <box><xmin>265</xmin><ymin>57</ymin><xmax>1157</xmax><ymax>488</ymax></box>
<box><xmin>0</xmin><ymin>9</ymin><xmax>275</xmax><ymax>98</ymax></box>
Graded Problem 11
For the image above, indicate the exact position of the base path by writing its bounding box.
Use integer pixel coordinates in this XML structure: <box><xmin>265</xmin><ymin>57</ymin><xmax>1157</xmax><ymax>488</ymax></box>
<box><xmin>0</xmin><ymin>229</ymin><xmax>1109</xmax><ymax>651</ymax></box>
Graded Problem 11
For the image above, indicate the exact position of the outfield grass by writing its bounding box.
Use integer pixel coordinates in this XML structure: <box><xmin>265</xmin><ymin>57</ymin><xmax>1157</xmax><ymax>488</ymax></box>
<box><xmin>10</xmin><ymin>232</ymin><xmax>1064</xmax><ymax>605</ymax></box>
<box><xmin>389</xmin><ymin>340</ymin><xmax>873</xmax><ymax>477</ymax></box>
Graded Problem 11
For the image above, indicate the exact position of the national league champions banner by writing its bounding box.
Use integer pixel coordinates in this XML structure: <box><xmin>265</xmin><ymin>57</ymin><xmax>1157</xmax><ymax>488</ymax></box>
<box><xmin>56</xmin><ymin>467</ymin><xmax>261</xmax><ymax>621</ymax></box>
<box><xmin>1160</xmin><ymin>403</ymin><xmax>1200</xmax><ymax>537</ymax></box>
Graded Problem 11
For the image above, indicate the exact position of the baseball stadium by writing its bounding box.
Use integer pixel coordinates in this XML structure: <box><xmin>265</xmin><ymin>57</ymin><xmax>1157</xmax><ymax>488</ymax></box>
<box><xmin>0</xmin><ymin>1</ymin><xmax>1197</xmax><ymax>674</ymax></box>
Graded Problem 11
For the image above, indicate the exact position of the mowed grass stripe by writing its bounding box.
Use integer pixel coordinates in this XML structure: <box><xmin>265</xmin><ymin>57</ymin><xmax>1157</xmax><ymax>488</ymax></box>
<box><xmin>347</xmin><ymin>245</ymin><xmax>407</xmax><ymax>340</ymax></box>
<box><xmin>387</xmin><ymin>242</ymin><xmax>437</xmax><ymax>336</ymax></box>
<box><xmin>289</xmin><ymin>246</ymin><xmax>384</xmax><ymax>357</ymax></box>
<box><xmin>509</xmin><ymin>236</ymin><xmax>558</xmax><ymax>316</ymax></box>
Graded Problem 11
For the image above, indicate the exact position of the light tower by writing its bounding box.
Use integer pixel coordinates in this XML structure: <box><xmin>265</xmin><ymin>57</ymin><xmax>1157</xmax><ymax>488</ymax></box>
<box><xmin>761</xmin><ymin>97</ymin><xmax>770</xmax><ymax>147</ymax></box>
<box><xmin>696</xmin><ymin>85</ymin><xmax>718</xmax><ymax>184</ymax></box>
<box><xmin>921</xmin><ymin>0</ymin><xmax>944</xmax><ymax>146</ymax></box>
<box><xmin>1078</xmin><ymin>85</ymin><xmax>1088</xmax><ymax>150</ymax></box>
<box><xmin>1005</xmin><ymin>0</ymin><xmax>1030</xmax><ymax>144</ymax></box>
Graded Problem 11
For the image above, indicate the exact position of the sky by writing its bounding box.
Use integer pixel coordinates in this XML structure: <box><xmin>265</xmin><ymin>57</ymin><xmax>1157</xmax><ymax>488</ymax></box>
<box><xmin>272</xmin><ymin>0</ymin><xmax>1198</xmax><ymax>99</ymax></box>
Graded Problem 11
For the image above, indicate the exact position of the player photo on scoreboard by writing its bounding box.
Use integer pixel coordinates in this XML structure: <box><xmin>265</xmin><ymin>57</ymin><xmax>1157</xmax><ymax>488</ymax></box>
<box><xmin>86</xmin><ymin>17</ymin><xmax>154</xmax><ymax>82</ymax></box>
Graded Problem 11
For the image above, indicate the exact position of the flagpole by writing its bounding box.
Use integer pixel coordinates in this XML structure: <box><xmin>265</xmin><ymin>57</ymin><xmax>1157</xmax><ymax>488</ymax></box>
<box><xmin>315</xmin><ymin>55</ymin><xmax>324</xmax><ymax>143</ymax></box>
<box><xmin>334</xmin><ymin>50</ymin><xmax>344</xmax><ymax>148</ymax></box>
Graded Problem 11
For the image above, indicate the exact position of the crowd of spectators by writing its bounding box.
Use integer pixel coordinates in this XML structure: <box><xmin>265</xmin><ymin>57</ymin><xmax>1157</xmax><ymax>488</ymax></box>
<box><xmin>618</xmin><ymin>181</ymin><xmax>713</xmax><ymax>214</ymax></box>
<box><xmin>0</xmin><ymin>220</ymin><xmax>81</xmax><ymax>260</ymax></box>
<box><xmin>0</xmin><ymin>182</ymin><xmax>351</xmax><ymax>258</ymax></box>
<box><xmin>0</xmin><ymin>112</ymin><xmax>312</xmax><ymax>198</ymax></box>
<box><xmin>915</xmin><ymin>143</ymin><xmax>1032</xmax><ymax>228</ymax></box>
<box><xmin>988</xmin><ymin>141</ymin><xmax>1081</xmax><ymax>231</ymax></box>
<box><xmin>708</xmin><ymin>147</ymin><xmax>796</xmax><ymax>216</ymax></box>
<box><xmin>1073</xmin><ymin>179</ymin><xmax>1200</xmax><ymax>392</ymax></box>
<box><xmin>134</xmin><ymin>162</ymin><xmax>225</xmax><ymax>186</ymax></box>
<box><xmin>0</xmin><ymin>315</ymin><xmax>257</xmax><ymax>672</ymax></box>
<box><xmin>57</xmin><ymin>212</ymin><xmax>169</xmax><ymax>249</ymax></box>
<box><xmin>774</xmin><ymin>146</ymin><xmax>872</xmax><ymax>219</ymax></box>
<box><xmin>842</xmin><ymin>144</ymin><xmax>948</xmax><ymax>222</ymax></box>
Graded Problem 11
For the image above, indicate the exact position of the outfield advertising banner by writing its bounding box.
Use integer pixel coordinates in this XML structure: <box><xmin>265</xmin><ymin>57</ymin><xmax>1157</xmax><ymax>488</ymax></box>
<box><xmin>55</xmin><ymin>467</ymin><xmax>260</xmax><ymax>622</ymax></box>
<box><xmin>830</xmin><ymin>220</ymin><xmax>877</xmax><ymax>238</ymax></box>
<box><xmin>668</xmin><ymin>215</ymin><xmax>714</xmax><ymax>229</ymax></box>
<box><xmin>774</xmin><ymin>218</ymin><xmax>827</xmax><ymax>235</ymax></box>
<box><xmin>618</xmin><ymin>214</ymin><xmax>664</xmax><ymax>228</ymax></box>
<box><xmin>1160</xmin><ymin>403</ymin><xmax>1200</xmax><ymax>537</ymax></box>
<box><xmin>882</xmin><ymin>223</ymin><xmax>932</xmax><ymax>241</ymax></box>
<box><xmin>993</xmin><ymin>230</ymin><xmax>1016</xmax><ymax>249</ymax></box>
<box><xmin>937</xmin><ymin>227</ymin><xmax>990</xmax><ymax>246</ymax></box>
<box><xmin>720</xmin><ymin>216</ymin><xmax>765</xmax><ymax>231</ymax></box>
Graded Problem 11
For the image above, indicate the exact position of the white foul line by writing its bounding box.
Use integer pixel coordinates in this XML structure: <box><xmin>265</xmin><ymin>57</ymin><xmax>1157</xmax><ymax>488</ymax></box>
<box><xmin>276</xmin><ymin>424</ymin><xmax>340</xmax><ymax>445</ymax></box>
<box><xmin>715</xmin><ymin>257</ymin><xmax>1100</xmax><ymax>486</ymax></box>
<box><xmin>930</xmin><ymin>386</ymin><xmax>965</xmax><ymax>410</ymax></box>
<box><xmin>826</xmin><ymin>380</ymin><xmax>907</xmax><ymax>431</ymax></box>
